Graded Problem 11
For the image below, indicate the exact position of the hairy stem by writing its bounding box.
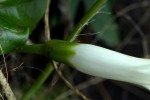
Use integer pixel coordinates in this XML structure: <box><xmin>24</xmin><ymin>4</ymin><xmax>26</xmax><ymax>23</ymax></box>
<box><xmin>66</xmin><ymin>0</ymin><xmax>106</xmax><ymax>41</ymax></box>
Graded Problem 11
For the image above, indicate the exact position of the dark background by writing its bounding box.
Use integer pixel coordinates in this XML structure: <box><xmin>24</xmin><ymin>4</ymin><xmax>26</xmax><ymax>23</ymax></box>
<box><xmin>2</xmin><ymin>0</ymin><xmax>150</xmax><ymax>99</ymax></box>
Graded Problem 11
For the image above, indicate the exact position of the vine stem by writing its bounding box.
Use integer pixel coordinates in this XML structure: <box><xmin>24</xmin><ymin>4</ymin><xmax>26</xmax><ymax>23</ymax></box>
<box><xmin>66</xmin><ymin>0</ymin><xmax>106</xmax><ymax>42</ymax></box>
<box><xmin>22</xmin><ymin>63</ymin><xmax>53</xmax><ymax>100</ymax></box>
<box><xmin>22</xmin><ymin>0</ymin><xmax>52</xmax><ymax>99</ymax></box>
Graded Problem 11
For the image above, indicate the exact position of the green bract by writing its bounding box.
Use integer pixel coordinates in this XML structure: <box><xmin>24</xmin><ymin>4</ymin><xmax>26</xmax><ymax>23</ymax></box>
<box><xmin>45</xmin><ymin>40</ymin><xmax>78</xmax><ymax>65</ymax></box>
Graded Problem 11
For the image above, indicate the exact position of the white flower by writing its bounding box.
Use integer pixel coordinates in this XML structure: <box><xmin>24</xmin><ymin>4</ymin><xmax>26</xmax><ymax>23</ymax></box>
<box><xmin>47</xmin><ymin>40</ymin><xmax>150</xmax><ymax>90</ymax></box>
<box><xmin>70</xmin><ymin>44</ymin><xmax>150</xmax><ymax>90</ymax></box>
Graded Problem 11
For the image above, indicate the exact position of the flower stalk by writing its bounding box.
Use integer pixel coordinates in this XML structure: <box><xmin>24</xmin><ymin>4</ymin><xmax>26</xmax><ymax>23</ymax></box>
<box><xmin>66</xmin><ymin>0</ymin><xmax>106</xmax><ymax>41</ymax></box>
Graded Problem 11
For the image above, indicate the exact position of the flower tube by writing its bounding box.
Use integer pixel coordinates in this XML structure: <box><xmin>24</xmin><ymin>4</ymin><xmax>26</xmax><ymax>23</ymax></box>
<box><xmin>46</xmin><ymin>40</ymin><xmax>150</xmax><ymax>90</ymax></box>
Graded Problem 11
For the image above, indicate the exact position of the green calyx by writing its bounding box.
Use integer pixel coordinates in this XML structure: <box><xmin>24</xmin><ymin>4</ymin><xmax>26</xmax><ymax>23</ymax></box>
<box><xmin>45</xmin><ymin>40</ymin><xmax>79</xmax><ymax>65</ymax></box>
<box><xmin>17</xmin><ymin>39</ymin><xmax>79</xmax><ymax>65</ymax></box>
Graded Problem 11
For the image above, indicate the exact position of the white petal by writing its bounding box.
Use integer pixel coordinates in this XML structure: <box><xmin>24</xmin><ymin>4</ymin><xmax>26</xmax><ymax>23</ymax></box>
<box><xmin>69</xmin><ymin>44</ymin><xmax>150</xmax><ymax>87</ymax></box>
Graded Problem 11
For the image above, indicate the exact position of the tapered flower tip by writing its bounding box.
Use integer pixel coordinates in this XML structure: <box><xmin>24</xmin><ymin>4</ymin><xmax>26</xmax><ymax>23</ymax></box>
<box><xmin>69</xmin><ymin>44</ymin><xmax>150</xmax><ymax>90</ymax></box>
<box><xmin>46</xmin><ymin>40</ymin><xmax>150</xmax><ymax>90</ymax></box>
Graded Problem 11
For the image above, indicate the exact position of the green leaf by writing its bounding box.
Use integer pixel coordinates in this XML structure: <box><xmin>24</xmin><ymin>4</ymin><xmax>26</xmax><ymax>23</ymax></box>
<box><xmin>0</xmin><ymin>0</ymin><xmax>46</xmax><ymax>55</ymax></box>
<box><xmin>0</xmin><ymin>0</ymin><xmax>31</xmax><ymax>7</ymax></box>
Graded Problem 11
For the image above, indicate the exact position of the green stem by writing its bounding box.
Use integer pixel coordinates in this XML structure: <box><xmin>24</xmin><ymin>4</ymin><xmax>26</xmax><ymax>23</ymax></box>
<box><xmin>22</xmin><ymin>63</ymin><xmax>53</xmax><ymax>100</ymax></box>
<box><xmin>66</xmin><ymin>0</ymin><xmax>106</xmax><ymax>41</ymax></box>
<box><xmin>17</xmin><ymin>44</ymin><xmax>45</xmax><ymax>55</ymax></box>
<box><xmin>19</xmin><ymin>0</ymin><xmax>54</xmax><ymax>99</ymax></box>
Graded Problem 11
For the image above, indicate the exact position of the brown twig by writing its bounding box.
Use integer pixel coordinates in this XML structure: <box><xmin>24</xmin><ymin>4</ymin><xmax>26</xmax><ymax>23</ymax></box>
<box><xmin>50</xmin><ymin>63</ymin><xmax>64</xmax><ymax>89</ymax></box>
<box><xmin>0</xmin><ymin>70</ymin><xmax>16</xmax><ymax>100</ymax></box>
<box><xmin>0</xmin><ymin>45</ymin><xmax>8</xmax><ymax>82</ymax></box>
<box><xmin>0</xmin><ymin>45</ymin><xmax>16</xmax><ymax>100</ymax></box>
<box><xmin>44</xmin><ymin>0</ymin><xmax>51</xmax><ymax>41</ymax></box>
<box><xmin>96</xmin><ymin>83</ymin><xmax>112</xmax><ymax>100</ymax></box>
<box><xmin>55</xmin><ymin>78</ymin><xmax>104</xmax><ymax>100</ymax></box>
<box><xmin>52</xmin><ymin>61</ymin><xmax>89</xmax><ymax>100</ymax></box>
<box><xmin>44</xmin><ymin>0</ymin><xmax>89</xmax><ymax>99</ymax></box>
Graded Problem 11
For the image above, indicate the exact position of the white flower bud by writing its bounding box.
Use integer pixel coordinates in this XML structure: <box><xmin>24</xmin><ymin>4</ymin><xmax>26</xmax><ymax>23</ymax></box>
<box><xmin>70</xmin><ymin>44</ymin><xmax>150</xmax><ymax>90</ymax></box>
<box><xmin>47</xmin><ymin>40</ymin><xmax>150</xmax><ymax>90</ymax></box>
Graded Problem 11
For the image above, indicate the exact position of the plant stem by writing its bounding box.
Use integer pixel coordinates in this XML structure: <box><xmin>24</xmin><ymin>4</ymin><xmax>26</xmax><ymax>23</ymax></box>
<box><xmin>21</xmin><ymin>0</ymin><xmax>52</xmax><ymax>99</ymax></box>
<box><xmin>22</xmin><ymin>63</ymin><xmax>53</xmax><ymax>100</ymax></box>
<box><xmin>66</xmin><ymin>0</ymin><xmax>106</xmax><ymax>41</ymax></box>
<box><xmin>16</xmin><ymin>44</ymin><xmax>45</xmax><ymax>55</ymax></box>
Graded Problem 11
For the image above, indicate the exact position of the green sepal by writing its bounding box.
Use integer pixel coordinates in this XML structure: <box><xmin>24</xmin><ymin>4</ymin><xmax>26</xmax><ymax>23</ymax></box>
<box><xmin>45</xmin><ymin>40</ymin><xmax>79</xmax><ymax>65</ymax></box>
<box><xmin>17</xmin><ymin>39</ymin><xmax>79</xmax><ymax>66</ymax></box>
